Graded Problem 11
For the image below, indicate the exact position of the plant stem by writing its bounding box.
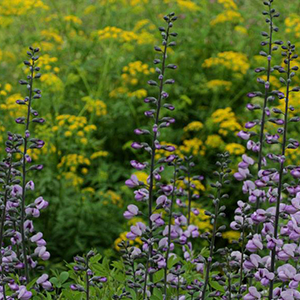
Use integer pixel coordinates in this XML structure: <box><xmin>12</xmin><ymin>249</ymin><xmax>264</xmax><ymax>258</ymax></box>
<box><xmin>255</xmin><ymin>5</ymin><xmax>274</xmax><ymax>227</ymax></box>
<box><xmin>20</xmin><ymin>59</ymin><xmax>35</xmax><ymax>283</ymax></box>
<box><xmin>145</xmin><ymin>22</ymin><xmax>171</xmax><ymax>291</ymax></box>
<box><xmin>202</xmin><ymin>173</ymin><xmax>222</xmax><ymax>300</ymax></box>
<box><xmin>238</xmin><ymin>222</ymin><xmax>246</xmax><ymax>296</ymax></box>
<box><xmin>187</xmin><ymin>163</ymin><xmax>192</xmax><ymax>226</ymax></box>
<box><xmin>268</xmin><ymin>50</ymin><xmax>291</xmax><ymax>299</ymax></box>
<box><xmin>163</xmin><ymin>160</ymin><xmax>177</xmax><ymax>298</ymax></box>
<box><xmin>0</xmin><ymin>157</ymin><xmax>12</xmax><ymax>300</ymax></box>
<box><xmin>86</xmin><ymin>257</ymin><xmax>90</xmax><ymax>300</ymax></box>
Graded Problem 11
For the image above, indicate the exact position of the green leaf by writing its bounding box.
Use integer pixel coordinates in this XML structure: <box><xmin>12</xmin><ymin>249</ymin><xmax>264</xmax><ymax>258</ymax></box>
<box><xmin>59</xmin><ymin>271</ymin><xmax>69</xmax><ymax>283</ymax></box>
<box><xmin>153</xmin><ymin>269</ymin><xmax>164</xmax><ymax>283</ymax></box>
<box><xmin>210</xmin><ymin>281</ymin><xmax>225</xmax><ymax>292</ymax></box>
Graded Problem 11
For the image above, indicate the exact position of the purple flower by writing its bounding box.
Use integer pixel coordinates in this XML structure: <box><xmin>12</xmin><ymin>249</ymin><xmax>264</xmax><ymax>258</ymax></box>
<box><xmin>150</xmin><ymin>213</ymin><xmax>165</xmax><ymax>226</ymax></box>
<box><xmin>35</xmin><ymin>196</ymin><xmax>48</xmax><ymax>210</ymax></box>
<box><xmin>25</xmin><ymin>180</ymin><xmax>34</xmax><ymax>190</ymax></box>
<box><xmin>243</xmin><ymin>254</ymin><xmax>262</xmax><ymax>270</ymax></box>
<box><xmin>130</xmin><ymin>160</ymin><xmax>147</xmax><ymax>170</ymax></box>
<box><xmin>126</xmin><ymin>222</ymin><xmax>146</xmax><ymax>240</ymax></box>
<box><xmin>277</xmin><ymin>264</ymin><xmax>300</xmax><ymax>289</ymax></box>
<box><xmin>244</xmin><ymin>286</ymin><xmax>261</xmax><ymax>300</ymax></box>
<box><xmin>123</xmin><ymin>205</ymin><xmax>139</xmax><ymax>219</ymax></box>
<box><xmin>17</xmin><ymin>286</ymin><xmax>32</xmax><ymax>300</ymax></box>
<box><xmin>246</xmin><ymin>234</ymin><xmax>263</xmax><ymax>252</ymax></box>
<box><xmin>254</xmin><ymin>269</ymin><xmax>274</xmax><ymax>286</ymax></box>
<box><xmin>237</xmin><ymin>130</ymin><xmax>250</xmax><ymax>140</ymax></box>
<box><xmin>125</xmin><ymin>175</ymin><xmax>139</xmax><ymax>188</ymax></box>
<box><xmin>134</xmin><ymin>188</ymin><xmax>149</xmax><ymax>201</ymax></box>
<box><xmin>37</xmin><ymin>274</ymin><xmax>52</xmax><ymax>291</ymax></box>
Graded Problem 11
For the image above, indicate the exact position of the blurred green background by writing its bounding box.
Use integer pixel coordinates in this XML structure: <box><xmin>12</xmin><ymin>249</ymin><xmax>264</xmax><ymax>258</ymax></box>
<box><xmin>0</xmin><ymin>0</ymin><xmax>300</xmax><ymax>265</ymax></box>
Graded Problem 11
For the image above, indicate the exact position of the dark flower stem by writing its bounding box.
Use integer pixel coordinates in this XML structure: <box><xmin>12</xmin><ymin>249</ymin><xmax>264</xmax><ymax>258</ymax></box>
<box><xmin>144</xmin><ymin>20</ymin><xmax>171</xmax><ymax>292</ymax></box>
<box><xmin>187</xmin><ymin>163</ymin><xmax>192</xmax><ymax>226</ymax></box>
<box><xmin>255</xmin><ymin>4</ymin><xmax>274</xmax><ymax>224</ymax></box>
<box><xmin>0</xmin><ymin>158</ymin><xmax>11</xmax><ymax>300</ymax></box>
<box><xmin>163</xmin><ymin>160</ymin><xmax>178</xmax><ymax>298</ymax></box>
<box><xmin>20</xmin><ymin>59</ymin><xmax>35</xmax><ymax>282</ymax></box>
<box><xmin>202</xmin><ymin>173</ymin><xmax>222</xmax><ymax>300</ymax></box>
<box><xmin>86</xmin><ymin>258</ymin><xmax>90</xmax><ymax>300</ymax></box>
<box><xmin>268</xmin><ymin>49</ymin><xmax>291</xmax><ymax>299</ymax></box>
<box><xmin>238</xmin><ymin>221</ymin><xmax>246</xmax><ymax>295</ymax></box>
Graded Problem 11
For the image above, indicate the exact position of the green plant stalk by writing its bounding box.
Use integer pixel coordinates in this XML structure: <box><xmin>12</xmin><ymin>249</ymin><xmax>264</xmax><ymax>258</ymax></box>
<box><xmin>20</xmin><ymin>59</ymin><xmax>35</xmax><ymax>282</ymax></box>
<box><xmin>163</xmin><ymin>161</ymin><xmax>177</xmax><ymax>298</ymax></box>
<box><xmin>202</xmin><ymin>173</ymin><xmax>222</xmax><ymax>300</ymax></box>
<box><xmin>187</xmin><ymin>163</ymin><xmax>192</xmax><ymax>226</ymax></box>
<box><xmin>143</xmin><ymin>22</ymin><xmax>171</xmax><ymax>296</ymax></box>
<box><xmin>0</xmin><ymin>157</ymin><xmax>12</xmax><ymax>300</ymax></box>
<box><xmin>268</xmin><ymin>50</ymin><xmax>291</xmax><ymax>299</ymax></box>
<box><xmin>86</xmin><ymin>257</ymin><xmax>90</xmax><ymax>300</ymax></box>
<box><xmin>255</xmin><ymin>4</ymin><xmax>274</xmax><ymax>222</ymax></box>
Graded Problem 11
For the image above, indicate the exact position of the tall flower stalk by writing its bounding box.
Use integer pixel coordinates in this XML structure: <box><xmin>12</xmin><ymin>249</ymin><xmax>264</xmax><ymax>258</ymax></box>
<box><xmin>268</xmin><ymin>41</ymin><xmax>297</xmax><ymax>299</ymax></box>
<box><xmin>201</xmin><ymin>153</ymin><xmax>230</xmax><ymax>299</ymax></box>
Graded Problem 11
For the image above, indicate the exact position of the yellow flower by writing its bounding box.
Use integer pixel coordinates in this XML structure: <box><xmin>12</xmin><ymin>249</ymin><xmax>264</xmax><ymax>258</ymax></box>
<box><xmin>183</xmin><ymin>121</ymin><xmax>204</xmax><ymax>132</ymax></box>
<box><xmin>203</xmin><ymin>51</ymin><xmax>249</xmax><ymax>75</ymax></box>
<box><xmin>225</xmin><ymin>143</ymin><xmax>246</xmax><ymax>155</ymax></box>
<box><xmin>206</xmin><ymin>135</ymin><xmax>224</xmax><ymax>148</ymax></box>
<box><xmin>206</xmin><ymin>80</ymin><xmax>232</xmax><ymax>91</ymax></box>
<box><xmin>222</xmin><ymin>230</ymin><xmax>240</xmax><ymax>243</ymax></box>
<box><xmin>64</xmin><ymin>15</ymin><xmax>82</xmax><ymax>25</ymax></box>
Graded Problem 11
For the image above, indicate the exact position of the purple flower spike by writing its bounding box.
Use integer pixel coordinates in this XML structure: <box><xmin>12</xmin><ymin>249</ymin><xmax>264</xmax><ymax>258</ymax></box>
<box><xmin>123</xmin><ymin>205</ymin><xmax>139</xmax><ymax>219</ymax></box>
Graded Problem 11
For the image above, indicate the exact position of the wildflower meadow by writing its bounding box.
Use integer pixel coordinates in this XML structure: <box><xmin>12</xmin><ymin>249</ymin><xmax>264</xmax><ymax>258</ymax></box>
<box><xmin>1</xmin><ymin>0</ymin><xmax>300</xmax><ymax>299</ymax></box>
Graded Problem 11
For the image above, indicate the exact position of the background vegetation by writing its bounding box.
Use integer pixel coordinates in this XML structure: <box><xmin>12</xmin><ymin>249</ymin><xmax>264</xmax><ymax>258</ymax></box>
<box><xmin>0</xmin><ymin>0</ymin><xmax>300</xmax><ymax>266</ymax></box>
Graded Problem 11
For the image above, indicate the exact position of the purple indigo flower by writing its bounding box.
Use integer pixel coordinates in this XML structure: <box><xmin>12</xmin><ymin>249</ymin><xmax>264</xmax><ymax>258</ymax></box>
<box><xmin>246</xmin><ymin>234</ymin><xmax>263</xmax><ymax>252</ymax></box>
<box><xmin>123</xmin><ymin>205</ymin><xmax>139</xmax><ymax>219</ymax></box>
<box><xmin>244</xmin><ymin>286</ymin><xmax>261</xmax><ymax>300</ymax></box>
<box><xmin>237</xmin><ymin>130</ymin><xmax>251</xmax><ymax>140</ymax></box>
<box><xmin>125</xmin><ymin>175</ymin><xmax>139</xmax><ymax>188</ymax></box>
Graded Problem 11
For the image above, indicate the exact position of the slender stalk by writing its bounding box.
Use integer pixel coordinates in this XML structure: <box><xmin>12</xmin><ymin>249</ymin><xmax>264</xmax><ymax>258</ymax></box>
<box><xmin>202</xmin><ymin>173</ymin><xmax>222</xmax><ymax>300</ymax></box>
<box><xmin>238</xmin><ymin>222</ymin><xmax>246</xmax><ymax>296</ymax></box>
<box><xmin>20</xmin><ymin>59</ymin><xmax>35</xmax><ymax>282</ymax></box>
<box><xmin>255</xmin><ymin>5</ymin><xmax>274</xmax><ymax>227</ymax></box>
<box><xmin>268</xmin><ymin>49</ymin><xmax>291</xmax><ymax>299</ymax></box>
<box><xmin>0</xmin><ymin>157</ymin><xmax>12</xmax><ymax>300</ymax></box>
<box><xmin>187</xmin><ymin>163</ymin><xmax>192</xmax><ymax>226</ymax></box>
<box><xmin>144</xmin><ymin>20</ymin><xmax>171</xmax><ymax>292</ymax></box>
<box><xmin>86</xmin><ymin>258</ymin><xmax>90</xmax><ymax>300</ymax></box>
<box><xmin>163</xmin><ymin>160</ymin><xmax>177</xmax><ymax>298</ymax></box>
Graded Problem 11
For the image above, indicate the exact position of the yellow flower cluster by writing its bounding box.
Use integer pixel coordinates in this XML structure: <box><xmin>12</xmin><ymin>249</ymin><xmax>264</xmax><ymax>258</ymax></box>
<box><xmin>206</xmin><ymin>79</ymin><xmax>232</xmax><ymax>91</ymax></box>
<box><xmin>205</xmin><ymin>134</ymin><xmax>224</xmax><ymax>148</ymax></box>
<box><xmin>183</xmin><ymin>121</ymin><xmax>204</xmax><ymax>132</ymax></box>
<box><xmin>180</xmin><ymin>138</ymin><xmax>206</xmax><ymax>156</ymax></box>
<box><xmin>0</xmin><ymin>93</ymin><xmax>26</xmax><ymax>118</ymax></box>
<box><xmin>64</xmin><ymin>15</ymin><xmax>82</xmax><ymax>25</ymax></box>
<box><xmin>211</xmin><ymin>10</ymin><xmax>243</xmax><ymax>26</ymax></box>
<box><xmin>110</xmin><ymin>61</ymin><xmax>154</xmax><ymax>99</ymax></box>
<box><xmin>202</xmin><ymin>51</ymin><xmax>250</xmax><ymax>75</ymax></box>
<box><xmin>57</xmin><ymin>154</ymin><xmax>91</xmax><ymax>171</ymax></box>
<box><xmin>225</xmin><ymin>143</ymin><xmax>245</xmax><ymax>155</ymax></box>
<box><xmin>40</xmin><ymin>73</ymin><xmax>63</xmax><ymax>92</ymax></box>
<box><xmin>122</xmin><ymin>61</ymin><xmax>155</xmax><ymax>83</ymax></box>
<box><xmin>97</xmin><ymin>27</ymin><xmax>139</xmax><ymax>43</ymax></box>
<box><xmin>133</xmin><ymin>171</ymin><xmax>149</xmax><ymax>185</ymax></box>
<box><xmin>100</xmin><ymin>190</ymin><xmax>123</xmax><ymax>207</ymax></box>
<box><xmin>55</xmin><ymin>115</ymin><xmax>96</xmax><ymax>145</ymax></box>
<box><xmin>90</xmin><ymin>151</ymin><xmax>109</xmax><ymax>160</ymax></box>
<box><xmin>0</xmin><ymin>125</ymin><xmax>4</xmax><ymax>143</ymax></box>
<box><xmin>211</xmin><ymin>107</ymin><xmax>242</xmax><ymax>136</ymax></box>
<box><xmin>0</xmin><ymin>0</ymin><xmax>49</xmax><ymax>16</ymax></box>
<box><xmin>100</xmin><ymin>0</ymin><xmax>148</xmax><ymax>6</ymax></box>
<box><xmin>218</xmin><ymin>0</ymin><xmax>237</xmax><ymax>10</ymax></box>
<box><xmin>164</xmin><ymin>0</ymin><xmax>201</xmax><ymax>11</ymax></box>
<box><xmin>41</xmin><ymin>29</ymin><xmax>64</xmax><ymax>45</ymax></box>
<box><xmin>211</xmin><ymin>0</ymin><xmax>242</xmax><ymax>26</ymax></box>
<box><xmin>222</xmin><ymin>230</ymin><xmax>240</xmax><ymax>243</ymax></box>
<box><xmin>285</xmin><ymin>14</ymin><xmax>300</xmax><ymax>38</ymax></box>
<box><xmin>81</xmin><ymin>97</ymin><xmax>107</xmax><ymax>117</ymax></box>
